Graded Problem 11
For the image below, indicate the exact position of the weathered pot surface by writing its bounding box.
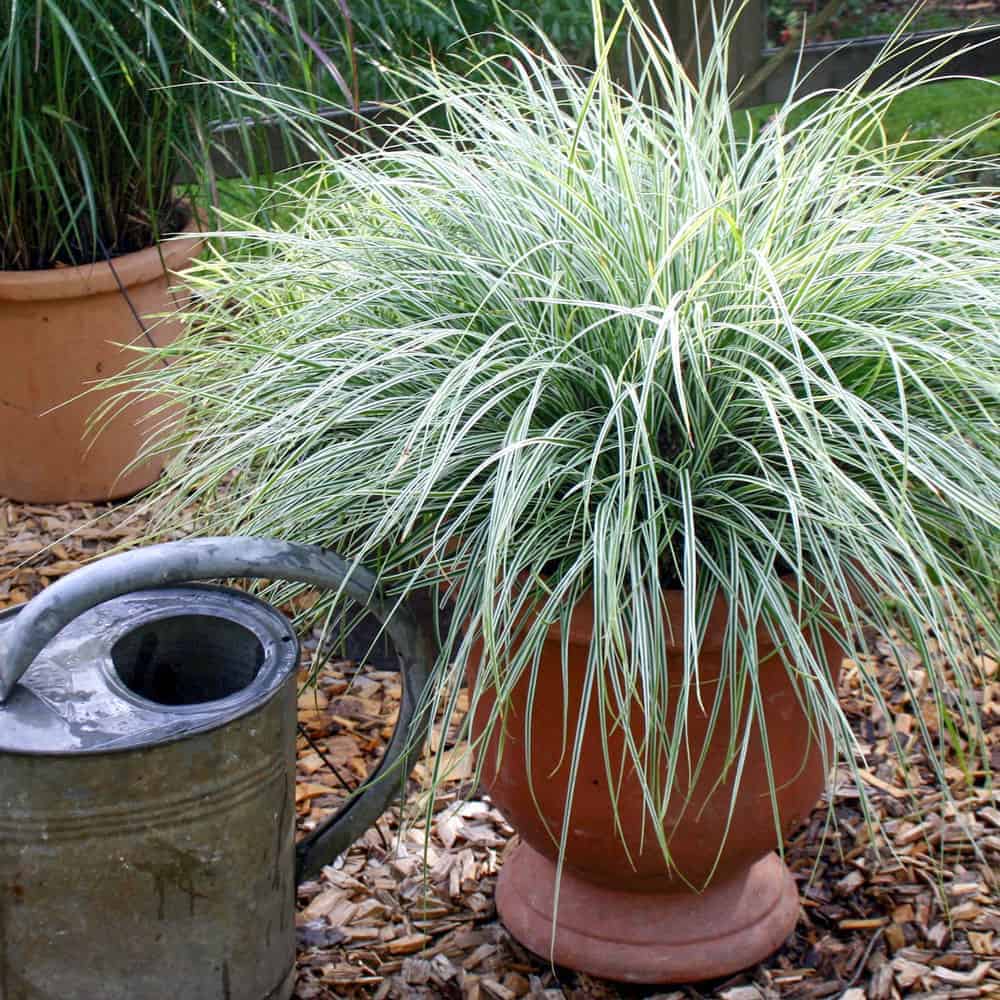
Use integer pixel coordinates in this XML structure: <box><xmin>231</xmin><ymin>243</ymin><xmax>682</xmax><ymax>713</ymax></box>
<box><xmin>471</xmin><ymin>584</ymin><xmax>842</xmax><ymax>984</ymax></box>
<box><xmin>0</xmin><ymin>209</ymin><xmax>203</xmax><ymax>503</ymax></box>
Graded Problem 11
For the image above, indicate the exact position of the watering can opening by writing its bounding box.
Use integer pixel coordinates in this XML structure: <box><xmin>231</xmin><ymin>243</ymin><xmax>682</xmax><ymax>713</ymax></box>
<box><xmin>0</xmin><ymin>585</ymin><xmax>301</xmax><ymax>755</ymax></box>
<box><xmin>111</xmin><ymin>612</ymin><xmax>282</xmax><ymax>708</ymax></box>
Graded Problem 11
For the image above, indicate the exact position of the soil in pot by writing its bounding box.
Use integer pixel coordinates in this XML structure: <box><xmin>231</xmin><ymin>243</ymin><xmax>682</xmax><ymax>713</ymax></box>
<box><xmin>0</xmin><ymin>209</ymin><xmax>203</xmax><ymax>503</ymax></box>
<box><xmin>471</xmin><ymin>586</ymin><xmax>842</xmax><ymax>984</ymax></box>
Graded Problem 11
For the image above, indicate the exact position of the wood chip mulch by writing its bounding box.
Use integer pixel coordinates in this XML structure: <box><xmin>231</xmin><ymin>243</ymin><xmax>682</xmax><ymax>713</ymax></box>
<box><xmin>2</xmin><ymin>497</ymin><xmax>998</xmax><ymax>999</ymax></box>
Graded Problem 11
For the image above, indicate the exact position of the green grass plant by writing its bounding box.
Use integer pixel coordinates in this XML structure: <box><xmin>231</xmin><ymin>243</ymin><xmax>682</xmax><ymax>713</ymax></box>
<box><xmin>353</xmin><ymin>0</ymin><xmax>605</xmax><ymax>58</ymax></box>
<box><xmin>217</xmin><ymin>73</ymin><xmax>1000</xmax><ymax>228</ymax></box>
<box><xmin>117</xmin><ymin>3</ymin><xmax>999</xmax><ymax>871</ymax></box>
<box><xmin>0</xmin><ymin>0</ymin><xmax>354</xmax><ymax>270</ymax></box>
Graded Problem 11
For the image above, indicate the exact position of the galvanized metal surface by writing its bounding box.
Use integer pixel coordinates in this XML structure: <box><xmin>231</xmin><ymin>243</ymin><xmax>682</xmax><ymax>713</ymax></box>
<box><xmin>0</xmin><ymin>538</ymin><xmax>436</xmax><ymax>999</ymax></box>
<box><xmin>0</xmin><ymin>589</ymin><xmax>300</xmax><ymax>1000</ymax></box>
<box><xmin>0</xmin><ymin>536</ymin><xmax>436</xmax><ymax>874</ymax></box>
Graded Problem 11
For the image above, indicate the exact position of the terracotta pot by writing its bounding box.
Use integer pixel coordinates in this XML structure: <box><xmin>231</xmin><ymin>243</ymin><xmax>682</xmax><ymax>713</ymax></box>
<box><xmin>471</xmin><ymin>585</ymin><xmax>842</xmax><ymax>983</ymax></box>
<box><xmin>0</xmin><ymin>214</ymin><xmax>203</xmax><ymax>503</ymax></box>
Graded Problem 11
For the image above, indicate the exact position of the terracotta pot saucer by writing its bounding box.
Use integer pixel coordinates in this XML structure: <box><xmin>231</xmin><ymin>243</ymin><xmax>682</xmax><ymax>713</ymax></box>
<box><xmin>497</xmin><ymin>842</ymin><xmax>799</xmax><ymax>983</ymax></box>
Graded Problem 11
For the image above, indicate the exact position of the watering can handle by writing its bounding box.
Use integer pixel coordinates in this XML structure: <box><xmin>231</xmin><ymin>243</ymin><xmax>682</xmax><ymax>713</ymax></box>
<box><xmin>0</xmin><ymin>536</ymin><xmax>435</xmax><ymax>881</ymax></box>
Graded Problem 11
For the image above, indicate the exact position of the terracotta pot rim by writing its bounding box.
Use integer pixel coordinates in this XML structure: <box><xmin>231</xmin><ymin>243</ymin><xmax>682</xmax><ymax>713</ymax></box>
<box><xmin>0</xmin><ymin>207</ymin><xmax>204</xmax><ymax>302</ymax></box>
<box><xmin>444</xmin><ymin>563</ymin><xmax>833</xmax><ymax>653</ymax></box>
<box><xmin>533</xmin><ymin>572</ymin><xmax>813</xmax><ymax>649</ymax></box>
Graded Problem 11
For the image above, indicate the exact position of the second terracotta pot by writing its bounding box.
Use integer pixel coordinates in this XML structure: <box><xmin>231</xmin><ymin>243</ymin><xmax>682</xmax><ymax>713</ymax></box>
<box><xmin>0</xmin><ymin>215</ymin><xmax>203</xmax><ymax>503</ymax></box>
<box><xmin>471</xmin><ymin>584</ymin><xmax>842</xmax><ymax>984</ymax></box>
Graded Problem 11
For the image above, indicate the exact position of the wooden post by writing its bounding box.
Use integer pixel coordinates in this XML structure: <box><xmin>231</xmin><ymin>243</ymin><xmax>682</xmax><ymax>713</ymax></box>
<box><xmin>728</xmin><ymin>0</ymin><xmax>768</xmax><ymax>98</ymax></box>
<box><xmin>622</xmin><ymin>0</ymin><xmax>766</xmax><ymax>96</ymax></box>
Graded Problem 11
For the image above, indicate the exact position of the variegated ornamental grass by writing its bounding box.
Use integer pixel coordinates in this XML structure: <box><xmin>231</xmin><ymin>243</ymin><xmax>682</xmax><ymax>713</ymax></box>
<box><xmin>119</xmin><ymin>3</ymin><xmax>999</xmax><ymax>871</ymax></box>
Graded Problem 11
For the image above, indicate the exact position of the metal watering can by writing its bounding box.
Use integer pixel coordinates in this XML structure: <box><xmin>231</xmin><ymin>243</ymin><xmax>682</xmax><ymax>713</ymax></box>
<box><xmin>0</xmin><ymin>538</ymin><xmax>433</xmax><ymax>1000</ymax></box>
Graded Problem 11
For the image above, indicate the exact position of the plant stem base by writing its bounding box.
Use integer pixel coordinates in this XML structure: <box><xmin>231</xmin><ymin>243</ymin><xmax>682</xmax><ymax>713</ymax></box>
<box><xmin>495</xmin><ymin>842</ymin><xmax>800</xmax><ymax>984</ymax></box>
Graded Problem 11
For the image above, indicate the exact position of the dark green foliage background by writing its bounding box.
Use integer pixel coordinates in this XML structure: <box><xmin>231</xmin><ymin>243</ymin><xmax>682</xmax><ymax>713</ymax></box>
<box><xmin>352</xmin><ymin>0</ymin><xmax>606</xmax><ymax>56</ymax></box>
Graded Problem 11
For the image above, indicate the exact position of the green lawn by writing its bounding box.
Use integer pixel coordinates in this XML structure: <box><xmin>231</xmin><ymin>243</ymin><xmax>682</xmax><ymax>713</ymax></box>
<box><xmin>741</xmin><ymin>75</ymin><xmax>1000</xmax><ymax>161</ymax></box>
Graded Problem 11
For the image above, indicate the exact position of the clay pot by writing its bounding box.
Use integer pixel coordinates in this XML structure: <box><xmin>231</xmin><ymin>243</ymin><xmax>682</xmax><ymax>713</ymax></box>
<box><xmin>471</xmin><ymin>585</ymin><xmax>842</xmax><ymax>984</ymax></box>
<box><xmin>0</xmin><ymin>214</ymin><xmax>203</xmax><ymax>503</ymax></box>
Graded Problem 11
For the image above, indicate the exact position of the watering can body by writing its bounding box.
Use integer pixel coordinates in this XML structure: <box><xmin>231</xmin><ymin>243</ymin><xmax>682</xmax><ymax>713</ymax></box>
<box><xmin>0</xmin><ymin>539</ymin><xmax>433</xmax><ymax>1000</ymax></box>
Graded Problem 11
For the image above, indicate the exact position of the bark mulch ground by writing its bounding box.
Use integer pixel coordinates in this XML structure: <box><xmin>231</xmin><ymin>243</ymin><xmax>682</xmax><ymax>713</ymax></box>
<box><xmin>2</xmin><ymin>496</ymin><xmax>998</xmax><ymax>1000</ymax></box>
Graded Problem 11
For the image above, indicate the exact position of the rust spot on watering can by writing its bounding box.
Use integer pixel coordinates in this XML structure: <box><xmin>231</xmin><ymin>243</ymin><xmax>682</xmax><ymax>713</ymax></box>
<box><xmin>132</xmin><ymin>840</ymin><xmax>213</xmax><ymax>920</ymax></box>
